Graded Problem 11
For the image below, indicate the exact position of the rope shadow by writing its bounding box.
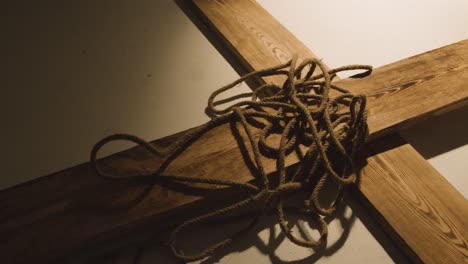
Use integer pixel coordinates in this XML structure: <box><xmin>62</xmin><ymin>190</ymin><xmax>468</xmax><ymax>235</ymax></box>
<box><xmin>195</xmin><ymin>192</ymin><xmax>356</xmax><ymax>264</ymax></box>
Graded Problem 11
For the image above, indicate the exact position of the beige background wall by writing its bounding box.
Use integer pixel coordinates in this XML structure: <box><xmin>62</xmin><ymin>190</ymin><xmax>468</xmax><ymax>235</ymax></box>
<box><xmin>2</xmin><ymin>0</ymin><xmax>467</xmax><ymax>263</ymax></box>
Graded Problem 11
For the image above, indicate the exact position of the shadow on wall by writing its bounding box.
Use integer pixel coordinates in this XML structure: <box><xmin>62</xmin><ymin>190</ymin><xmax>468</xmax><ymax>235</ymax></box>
<box><xmin>400</xmin><ymin>106</ymin><xmax>468</xmax><ymax>159</ymax></box>
<box><xmin>80</xmin><ymin>192</ymin><xmax>409</xmax><ymax>264</ymax></box>
<box><xmin>2</xmin><ymin>0</ymin><xmax>238</xmax><ymax>189</ymax></box>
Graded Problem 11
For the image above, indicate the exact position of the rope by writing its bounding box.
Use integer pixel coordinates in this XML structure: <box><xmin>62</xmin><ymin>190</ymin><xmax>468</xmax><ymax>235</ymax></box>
<box><xmin>90</xmin><ymin>56</ymin><xmax>372</xmax><ymax>262</ymax></box>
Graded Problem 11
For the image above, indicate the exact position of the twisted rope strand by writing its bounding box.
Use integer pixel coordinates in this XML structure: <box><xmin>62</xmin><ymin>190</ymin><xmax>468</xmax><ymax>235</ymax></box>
<box><xmin>91</xmin><ymin>56</ymin><xmax>372</xmax><ymax>261</ymax></box>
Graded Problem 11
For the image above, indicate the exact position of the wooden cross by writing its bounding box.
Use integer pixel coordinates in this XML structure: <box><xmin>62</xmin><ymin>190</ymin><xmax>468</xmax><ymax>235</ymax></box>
<box><xmin>2</xmin><ymin>0</ymin><xmax>467</xmax><ymax>263</ymax></box>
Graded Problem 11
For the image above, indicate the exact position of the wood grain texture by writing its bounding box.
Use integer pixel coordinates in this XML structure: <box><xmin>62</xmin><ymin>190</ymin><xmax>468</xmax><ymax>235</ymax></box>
<box><xmin>358</xmin><ymin>135</ymin><xmax>468</xmax><ymax>263</ymax></box>
<box><xmin>340</xmin><ymin>40</ymin><xmax>468</xmax><ymax>140</ymax></box>
<box><xmin>1</xmin><ymin>0</ymin><xmax>468</xmax><ymax>263</ymax></box>
<box><xmin>176</xmin><ymin>0</ymin><xmax>332</xmax><ymax>98</ymax></box>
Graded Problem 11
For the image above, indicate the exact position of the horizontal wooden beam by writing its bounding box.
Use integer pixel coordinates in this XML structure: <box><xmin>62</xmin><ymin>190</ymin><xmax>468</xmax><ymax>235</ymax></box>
<box><xmin>342</xmin><ymin>46</ymin><xmax>468</xmax><ymax>140</ymax></box>
<box><xmin>1</xmin><ymin>0</ymin><xmax>467</xmax><ymax>263</ymax></box>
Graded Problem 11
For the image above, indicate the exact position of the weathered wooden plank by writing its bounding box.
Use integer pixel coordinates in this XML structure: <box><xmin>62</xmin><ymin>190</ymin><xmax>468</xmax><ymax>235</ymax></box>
<box><xmin>358</xmin><ymin>135</ymin><xmax>468</xmax><ymax>263</ymax></box>
<box><xmin>341</xmin><ymin>42</ymin><xmax>468</xmax><ymax>140</ymax></box>
<box><xmin>1</xmin><ymin>1</ymin><xmax>468</xmax><ymax>263</ymax></box>
<box><xmin>176</xmin><ymin>0</ymin><xmax>326</xmax><ymax>90</ymax></box>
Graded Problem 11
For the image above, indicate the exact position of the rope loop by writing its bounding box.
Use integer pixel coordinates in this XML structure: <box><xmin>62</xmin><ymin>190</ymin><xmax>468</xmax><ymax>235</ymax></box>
<box><xmin>91</xmin><ymin>55</ymin><xmax>372</xmax><ymax>261</ymax></box>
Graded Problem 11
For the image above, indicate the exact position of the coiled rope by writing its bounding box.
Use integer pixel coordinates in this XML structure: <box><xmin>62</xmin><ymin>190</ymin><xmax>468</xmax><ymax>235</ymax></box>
<box><xmin>91</xmin><ymin>56</ymin><xmax>372</xmax><ymax>261</ymax></box>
